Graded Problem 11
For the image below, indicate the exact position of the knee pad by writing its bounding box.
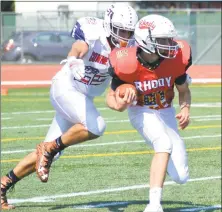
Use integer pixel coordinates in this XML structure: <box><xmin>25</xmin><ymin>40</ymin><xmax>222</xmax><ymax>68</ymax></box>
<box><xmin>87</xmin><ymin>116</ymin><xmax>106</xmax><ymax>136</ymax></box>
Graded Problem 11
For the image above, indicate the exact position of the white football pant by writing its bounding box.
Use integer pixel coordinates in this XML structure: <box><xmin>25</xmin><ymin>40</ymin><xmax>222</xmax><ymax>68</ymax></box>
<box><xmin>128</xmin><ymin>106</ymin><xmax>189</xmax><ymax>184</ymax></box>
<box><xmin>43</xmin><ymin>74</ymin><xmax>106</xmax><ymax>160</ymax></box>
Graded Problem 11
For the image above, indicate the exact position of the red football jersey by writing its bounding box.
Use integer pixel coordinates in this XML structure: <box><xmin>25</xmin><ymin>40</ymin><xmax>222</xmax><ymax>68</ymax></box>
<box><xmin>109</xmin><ymin>40</ymin><xmax>191</xmax><ymax>109</ymax></box>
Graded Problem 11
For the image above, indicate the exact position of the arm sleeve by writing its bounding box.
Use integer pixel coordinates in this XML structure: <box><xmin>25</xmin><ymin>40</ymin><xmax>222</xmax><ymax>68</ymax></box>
<box><xmin>175</xmin><ymin>44</ymin><xmax>192</xmax><ymax>85</ymax></box>
<box><xmin>185</xmin><ymin>47</ymin><xmax>192</xmax><ymax>71</ymax></box>
<box><xmin>175</xmin><ymin>73</ymin><xmax>187</xmax><ymax>85</ymax></box>
<box><xmin>111</xmin><ymin>77</ymin><xmax>126</xmax><ymax>91</ymax></box>
<box><xmin>108</xmin><ymin>63</ymin><xmax>126</xmax><ymax>91</ymax></box>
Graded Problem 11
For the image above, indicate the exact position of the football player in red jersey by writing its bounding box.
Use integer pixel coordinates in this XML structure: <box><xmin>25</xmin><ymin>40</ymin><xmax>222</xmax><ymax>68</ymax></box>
<box><xmin>106</xmin><ymin>14</ymin><xmax>192</xmax><ymax>212</ymax></box>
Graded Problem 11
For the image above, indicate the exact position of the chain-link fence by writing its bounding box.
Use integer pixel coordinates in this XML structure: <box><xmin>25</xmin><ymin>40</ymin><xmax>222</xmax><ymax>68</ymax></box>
<box><xmin>1</xmin><ymin>9</ymin><xmax>221</xmax><ymax>64</ymax></box>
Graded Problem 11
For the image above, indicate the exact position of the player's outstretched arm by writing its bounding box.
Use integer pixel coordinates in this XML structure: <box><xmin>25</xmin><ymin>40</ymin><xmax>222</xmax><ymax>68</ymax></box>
<box><xmin>68</xmin><ymin>40</ymin><xmax>89</xmax><ymax>58</ymax></box>
<box><xmin>60</xmin><ymin>41</ymin><xmax>89</xmax><ymax>80</ymax></box>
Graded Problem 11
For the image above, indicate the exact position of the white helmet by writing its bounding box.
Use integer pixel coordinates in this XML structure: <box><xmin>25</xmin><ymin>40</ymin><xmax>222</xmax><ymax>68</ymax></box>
<box><xmin>135</xmin><ymin>14</ymin><xmax>179</xmax><ymax>58</ymax></box>
<box><xmin>104</xmin><ymin>3</ymin><xmax>138</xmax><ymax>47</ymax></box>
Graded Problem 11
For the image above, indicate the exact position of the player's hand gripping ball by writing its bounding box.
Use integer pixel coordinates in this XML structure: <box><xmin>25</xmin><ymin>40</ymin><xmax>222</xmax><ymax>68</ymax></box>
<box><xmin>117</xmin><ymin>84</ymin><xmax>137</xmax><ymax>97</ymax></box>
<box><xmin>116</xmin><ymin>84</ymin><xmax>138</xmax><ymax>105</ymax></box>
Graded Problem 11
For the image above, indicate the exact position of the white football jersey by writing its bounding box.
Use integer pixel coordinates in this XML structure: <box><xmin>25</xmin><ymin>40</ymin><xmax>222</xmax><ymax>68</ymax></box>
<box><xmin>55</xmin><ymin>17</ymin><xmax>113</xmax><ymax>97</ymax></box>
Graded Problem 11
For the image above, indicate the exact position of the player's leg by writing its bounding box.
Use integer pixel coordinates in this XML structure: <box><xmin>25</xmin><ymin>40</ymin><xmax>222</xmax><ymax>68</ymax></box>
<box><xmin>142</xmin><ymin>107</ymin><xmax>189</xmax><ymax>212</ymax></box>
<box><xmin>1</xmin><ymin>113</ymin><xmax>72</xmax><ymax>210</ymax></box>
<box><xmin>159</xmin><ymin>108</ymin><xmax>189</xmax><ymax>184</ymax></box>
<box><xmin>1</xmin><ymin>151</ymin><xmax>36</xmax><ymax>210</ymax></box>
<box><xmin>36</xmin><ymin>80</ymin><xmax>106</xmax><ymax>182</ymax></box>
<box><xmin>128</xmin><ymin>107</ymin><xmax>172</xmax><ymax>211</ymax></box>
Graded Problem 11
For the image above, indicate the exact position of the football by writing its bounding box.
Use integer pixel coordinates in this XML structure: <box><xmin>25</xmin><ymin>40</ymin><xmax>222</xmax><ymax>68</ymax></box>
<box><xmin>116</xmin><ymin>84</ymin><xmax>138</xmax><ymax>98</ymax></box>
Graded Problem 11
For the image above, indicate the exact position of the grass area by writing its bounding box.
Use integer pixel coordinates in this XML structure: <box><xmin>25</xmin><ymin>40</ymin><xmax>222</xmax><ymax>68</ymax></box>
<box><xmin>1</xmin><ymin>84</ymin><xmax>221</xmax><ymax>212</ymax></box>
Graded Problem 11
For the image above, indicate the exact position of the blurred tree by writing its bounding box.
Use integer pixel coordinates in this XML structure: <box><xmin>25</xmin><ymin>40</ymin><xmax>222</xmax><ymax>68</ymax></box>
<box><xmin>1</xmin><ymin>1</ymin><xmax>15</xmax><ymax>12</ymax></box>
<box><xmin>1</xmin><ymin>1</ymin><xmax>16</xmax><ymax>43</ymax></box>
<box><xmin>133</xmin><ymin>1</ymin><xmax>221</xmax><ymax>9</ymax></box>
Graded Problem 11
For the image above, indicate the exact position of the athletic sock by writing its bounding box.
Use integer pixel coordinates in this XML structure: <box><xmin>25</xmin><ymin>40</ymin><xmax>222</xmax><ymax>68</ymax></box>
<box><xmin>55</xmin><ymin>136</ymin><xmax>67</xmax><ymax>151</ymax></box>
<box><xmin>5</xmin><ymin>170</ymin><xmax>20</xmax><ymax>189</ymax></box>
<box><xmin>149</xmin><ymin>187</ymin><xmax>163</xmax><ymax>205</ymax></box>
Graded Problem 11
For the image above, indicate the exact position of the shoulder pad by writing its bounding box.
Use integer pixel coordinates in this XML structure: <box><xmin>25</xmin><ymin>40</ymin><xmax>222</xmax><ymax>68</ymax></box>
<box><xmin>109</xmin><ymin>47</ymin><xmax>138</xmax><ymax>83</ymax></box>
<box><xmin>71</xmin><ymin>17</ymin><xmax>103</xmax><ymax>42</ymax></box>
<box><xmin>176</xmin><ymin>40</ymin><xmax>192</xmax><ymax>67</ymax></box>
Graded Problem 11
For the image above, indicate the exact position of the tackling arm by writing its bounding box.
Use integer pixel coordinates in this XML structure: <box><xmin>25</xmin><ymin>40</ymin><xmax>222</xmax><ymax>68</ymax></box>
<box><xmin>62</xmin><ymin>18</ymin><xmax>90</xmax><ymax>80</ymax></box>
<box><xmin>68</xmin><ymin>40</ymin><xmax>89</xmax><ymax>59</ymax></box>
<box><xmin>61</xmin><ymin>41</ymin><xmax>88</xmax><ymax>80</ymax></box>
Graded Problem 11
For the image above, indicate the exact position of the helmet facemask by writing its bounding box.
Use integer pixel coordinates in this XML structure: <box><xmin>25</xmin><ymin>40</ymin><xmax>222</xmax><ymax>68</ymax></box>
<box><xmin>154</xmin><ymin>37</ymin><xmax>179</xmax><ymax>58</ymax></box>
<box><xmin>139</xmin><ymin>36</ymin><xmax>179</xmax><ymax>59</ymax></box>
<box><xmin>103</xmin><ymin>4</ymin><xmax>138</xmax><ymax>48</ymax></box>
<box><xmin>110</xmin><ymin>24</ymin><xmax>135</xmax><ymax>47</ymax></box>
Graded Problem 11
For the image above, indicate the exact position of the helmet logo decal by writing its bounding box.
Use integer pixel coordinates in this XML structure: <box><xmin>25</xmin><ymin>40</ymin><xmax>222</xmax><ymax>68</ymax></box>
<box><xmin>116</xmin><ymin>49</ymin><xmax>128</xmax><ymax>58</ymax></box>
<box><xmin>107</xmin><ymin>8</ymin><xmax>114</xmax><ymax>19</ymax></box>
<box><xmin>139</xmin><ymin>20</ymin><xmax>156</xmax><ymax>30</ymax></box>
<box><xmin>86</xmin><ymin>17</ymin><xmax>97</xmax><ymax>25</ymax></box>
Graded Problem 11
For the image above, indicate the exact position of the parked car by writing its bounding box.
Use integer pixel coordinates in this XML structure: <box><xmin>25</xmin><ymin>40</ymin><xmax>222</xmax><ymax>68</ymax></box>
<box><xmin>1</xmin><ymin>30</ymin><xmax>75</xmax><ymax>63</ymax></box>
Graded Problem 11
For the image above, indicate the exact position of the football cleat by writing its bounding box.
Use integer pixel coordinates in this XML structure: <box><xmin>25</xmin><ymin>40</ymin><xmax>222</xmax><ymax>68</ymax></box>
<box><xmin>35</xmin><ymin>141</ymin><xmax>59</xmax><ymax>183</ymax></box>
<box><xmin>143</xmin><ymin>204</ymin><xmax>164</xmax><ymax>212</ymax></box>
<box><xmin>1</xmin><ymin>176</ymin><xmax>15</xmax><ymax>210</ymax></box>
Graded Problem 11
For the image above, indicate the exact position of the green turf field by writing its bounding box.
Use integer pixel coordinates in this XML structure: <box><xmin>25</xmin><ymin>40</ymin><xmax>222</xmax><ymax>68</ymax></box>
<box><xmin>1</xmin><ymin>84</ymin><xmax>221</xmax><ymax>212</ymax></box>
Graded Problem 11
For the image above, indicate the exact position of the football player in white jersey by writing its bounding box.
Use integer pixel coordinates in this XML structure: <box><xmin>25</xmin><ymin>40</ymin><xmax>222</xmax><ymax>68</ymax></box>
<box><xmin>1</xmin><ymin>3</ymin><xmax>138</xmax><ymax>210</ymax></box>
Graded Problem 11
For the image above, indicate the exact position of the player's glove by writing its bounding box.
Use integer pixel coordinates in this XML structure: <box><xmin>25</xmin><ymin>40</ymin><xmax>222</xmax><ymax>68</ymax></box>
<box><xmin>61</xmin><ymin>56</ymin><xmax>85</xmax><ymax>80</ymax></box>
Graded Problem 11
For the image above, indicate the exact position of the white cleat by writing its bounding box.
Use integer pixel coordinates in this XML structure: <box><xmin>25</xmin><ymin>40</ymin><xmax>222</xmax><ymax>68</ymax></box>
<box><xmin>143</xmin><ymin>204</ymin><xmax>164</xmax><ymax>212</ymax></box>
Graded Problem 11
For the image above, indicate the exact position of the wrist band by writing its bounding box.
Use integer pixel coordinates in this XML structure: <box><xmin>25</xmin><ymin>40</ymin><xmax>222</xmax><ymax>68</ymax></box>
<box><xmin>180</xmin><ymin>103</ymin><xmax>190</xmax><ymax>110</ymax></box>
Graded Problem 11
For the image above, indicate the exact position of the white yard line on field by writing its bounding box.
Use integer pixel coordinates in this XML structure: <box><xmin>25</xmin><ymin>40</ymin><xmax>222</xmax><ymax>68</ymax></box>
<box><xmin>2</xmin><ymin>124</ymin><xmax>50</xmax><ymax>130</ymax></box>
<box><xmin>1</xmin><ymin>115</ymin><xmax>221</xmax><ymax>123</ymax></box>
<box><xmin>2</xmin><ymin>114</ymin><xmax>222</xmax><ymax>130</ymax></box>
<box><xmin>1</xmin><ymin>103</ymin><xmax>221</xmax><ymax>116</ymax></box>
<box><xmin>1</xmin><ymin>134</ymin><xmax>221</xmax><ymax>155</ymax></box>
<box><xmin>1</xmin><ymin>110</ymin><xmax>55</xmax><ymax>115</ymax></box>
<box><xmin>191</xmin><ymin>115</ymin><xmax>221</xmax><ymax>118</ymax></box>
<box><xmin>2</xmin><ymin>115</ymin><xmax>219</xmax><ymax>122</ymax></box>
<box><xmin>195</xmin><ymin>118</ymin><xmax>221</xmax><ymax>121</ymax></box>
<box><xmin>9</xmin><ymin>176</ymin><xmax>221</xmax><ymax>204</ymax></box>
<box><xmin>1</xmin><ymin>117</ymin><xmax>12</xmax><ymax>120</ymax></box>
<box><xmin>35</xmin><ymin>117</ymin><xmax>118</xmax><ymax>121</ymax></box>
<box><xmin>35</xmin><ymin>118</ymin><xmax>52</xmax><ymax>121</ymax></box>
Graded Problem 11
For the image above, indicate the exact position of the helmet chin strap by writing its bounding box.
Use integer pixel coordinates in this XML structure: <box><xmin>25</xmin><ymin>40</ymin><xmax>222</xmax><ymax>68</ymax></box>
<box><xmin>137</xmin><ymin>47</ymin><xmax>164</xmax><ymax>70</ymax></box>
<box><xmin>147</xmin><ymin>28</ymin><xmax>159</xmax><ymax>56</ymax></box>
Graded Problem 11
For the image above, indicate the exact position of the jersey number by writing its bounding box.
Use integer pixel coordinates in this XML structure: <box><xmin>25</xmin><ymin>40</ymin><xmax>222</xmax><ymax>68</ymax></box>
<box><xmin>74</xmin><ymin>66</ymin><xmax>109</xmax><ymax>85</ymax></box>
<box><xmin>139</xmin><ymin>90</ymin><xmax>174</xmax><ymax>109</ymax></box>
